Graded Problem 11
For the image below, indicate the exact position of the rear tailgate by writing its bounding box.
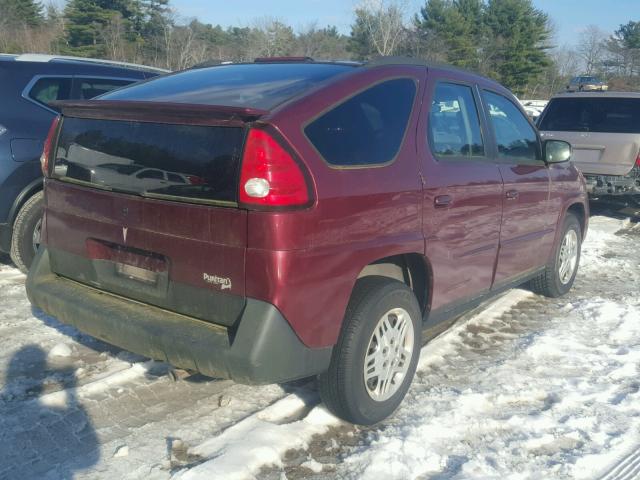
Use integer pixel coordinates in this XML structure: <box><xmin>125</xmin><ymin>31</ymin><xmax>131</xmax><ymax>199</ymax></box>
<box><xmin>540</xmin><ymin>130</ymin><xmax>640</xmax><ymax>176</ymax></box>
<box><xmin>45</xmin><ymin>101</ymin><xmax>263</xmax><ymax>327</ymax></box>
<box><xmin>539</xmin><ymin>96</ymin><xmax>640</xmax><ymax>176</ymax></box>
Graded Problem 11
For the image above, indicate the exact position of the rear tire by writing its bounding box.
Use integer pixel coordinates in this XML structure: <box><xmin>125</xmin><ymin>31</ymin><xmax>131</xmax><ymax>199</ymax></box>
<box><xmin>530</xmin><ymin>212</ymin><xmax>581</xmax><ymax>298</ymax></box>
<box><xmin>318</xmin><ymin>276</ymin><xmax>421</xmax><ymax>425</ymax></box>
<box><xmin>10</xmin><ymin>191</ymin><xmax>44</xmax><ymax>274</ymax></box>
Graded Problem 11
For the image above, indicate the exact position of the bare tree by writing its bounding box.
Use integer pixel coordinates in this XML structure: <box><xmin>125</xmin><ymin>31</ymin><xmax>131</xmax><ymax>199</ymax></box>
<box><xmin>577</xmin><ymin>25</ymin><xmax>607</xmax><ymax>74</ymax></box>
<box><xmin>249</xmin><ymin>17</ymin><xmax>295</xmax><ymax>58</ymax></box>
<box><xmin>100</xmin><ymin>13</ymin><xmax>127</xmax><ymax>61</ymax></box>
<box><xmin>356</xmin><ymin>0</ymin><xmax>406</xmax><ymax>56</ymax></box>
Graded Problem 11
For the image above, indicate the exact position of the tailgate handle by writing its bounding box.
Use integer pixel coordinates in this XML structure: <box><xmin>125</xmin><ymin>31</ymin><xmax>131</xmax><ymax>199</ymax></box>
<box><xmin>434</xmin><ymin>195</ymin><xmax>452</xmax><ymax>208</ymax></box>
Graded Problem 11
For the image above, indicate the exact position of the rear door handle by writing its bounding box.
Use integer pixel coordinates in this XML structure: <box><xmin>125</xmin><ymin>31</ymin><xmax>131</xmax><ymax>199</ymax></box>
<box><xmin>434</xmin><ymin>195</ymin><xmax>451</xmax><ymax>207</ymax></box>
<box><xmin>505</xmin><ymin>189</ymin><xmax>519</xmax><ymax>200</ymax></box>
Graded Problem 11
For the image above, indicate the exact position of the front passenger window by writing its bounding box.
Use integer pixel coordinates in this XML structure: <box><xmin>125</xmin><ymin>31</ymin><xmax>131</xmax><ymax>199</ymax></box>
<box><xmin>483</xmin><ymin>90</ymin><xmax>539</xmax><ymax>161</ymax></box>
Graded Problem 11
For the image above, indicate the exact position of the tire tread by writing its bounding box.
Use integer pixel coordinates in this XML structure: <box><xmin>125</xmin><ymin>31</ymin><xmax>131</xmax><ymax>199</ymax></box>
<box><xmin>10</xmin><ymin>191</ymin><xmax>43</xmax><ymax>274</ymax></box>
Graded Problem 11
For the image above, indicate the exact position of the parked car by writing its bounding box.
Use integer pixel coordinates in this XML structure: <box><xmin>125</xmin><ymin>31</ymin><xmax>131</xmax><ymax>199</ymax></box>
<box><xmin>0</xmin><ymin>53</ymin><xmax>167</xmax><ymax>272</ymax></box>
<box><xmin>518</xmin><ymin>99</ymin><xmax>548</xmax><ymax>123</ymax></box>
<box><xmin>566</xmin><ymin>75</ymin><xmax>608</xmax><ymax>92</ymax></box>
<box><xmin>538</xmin><ymin>92</ymin><xmax>640</xmax><ymax>197</ymax></box>
<box><xmin>26</xmin><ymin>57</ymin><xmax>588</xmax><ymax>425</ymax></box>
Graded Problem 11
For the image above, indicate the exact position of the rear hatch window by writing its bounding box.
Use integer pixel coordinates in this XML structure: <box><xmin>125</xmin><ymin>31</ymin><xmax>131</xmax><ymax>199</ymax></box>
<box><xmin>54</xmin><ymin>117</ymin><xmax>244</xmax><ymax>205</ymax></box>
<box><xmin>539</xmin><ymin>97</ymin><xmax>640</xmax><ymax>134</ymax></box>
<box><xmin>100</xmin><ymin>63</ymin><xmax>355</xmax><ymax>109</ymax></box>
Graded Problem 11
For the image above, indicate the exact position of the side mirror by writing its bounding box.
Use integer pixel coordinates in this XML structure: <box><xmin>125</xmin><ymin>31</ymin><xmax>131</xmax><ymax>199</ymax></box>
<box><xmin>544</xmin><ymin>139</ymin><xmax>572</xmax><ymax>164</ymax></box>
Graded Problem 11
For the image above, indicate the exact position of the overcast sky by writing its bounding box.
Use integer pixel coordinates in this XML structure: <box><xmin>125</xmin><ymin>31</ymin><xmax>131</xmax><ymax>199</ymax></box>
<box><xmin>172</xmin><ymin>0</ymin><xmax>636</xmax><ymax>47</ymax></box>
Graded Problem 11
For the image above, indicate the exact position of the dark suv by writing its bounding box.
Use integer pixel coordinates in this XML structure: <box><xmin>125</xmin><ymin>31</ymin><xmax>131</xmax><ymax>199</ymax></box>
<box><xmin>26</xmin><ymin>58</ymin><xmax>588</xmax><ymax>425</ymax></box>
<box><xmin>0</xmin><ymin>54</ymin><xmax>166</xmax><ymax>272</ymax></box>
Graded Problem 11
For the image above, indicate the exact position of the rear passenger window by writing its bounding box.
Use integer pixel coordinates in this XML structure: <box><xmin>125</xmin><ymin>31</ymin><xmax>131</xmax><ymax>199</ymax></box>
<box><xmin>137</xmin><ymin>169</ymin><xmax>164</xmax><ymax>180</ymax></box>
<box><xmin>483</xmin><ymin>90</ymin><xmax>539</xmax><ymax>162</ymax></box>
<box><xmin>28</xmin><ymin>77</ymin><xmax>72</xmax><ymax>106</ymax></box>
<box><xmin>167</xmin><ymin>173</ymin><xmax>186</xmax><ymax>183</ymax></box>
<box><xmin>429</xmin><ymin>83</ymin><xmax>484</xmax><ymax>158</ymax></box>
<box><xmin>304</xmin><ymin>78</ymin><xmax>416</xmax><ymax>166</ymax></box>
<box><xmin>77</xmin><ymin>78</ymin><xmax>133</xmax><ymax>99</ymax></box>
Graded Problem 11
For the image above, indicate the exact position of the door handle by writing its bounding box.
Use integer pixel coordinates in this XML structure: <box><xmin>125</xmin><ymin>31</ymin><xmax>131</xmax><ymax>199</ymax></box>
<box><xmin>434</xmin><ymin>195</ymin><xmax>451</xmax><ymax>207</ymax></box>
<box><xmin>505</xmin><ymin>189</ymin><xmax>519</xmax><ymax>200</ymax></box>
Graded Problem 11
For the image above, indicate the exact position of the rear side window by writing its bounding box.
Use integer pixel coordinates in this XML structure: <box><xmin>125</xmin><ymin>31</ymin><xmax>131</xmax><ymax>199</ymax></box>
<box><xmin>539</xmin><ymin>97</ymin><xmax>640</xmax><ymax>134</ymax></box>
<box><xmin>77</xmin><ymin>78</ymin><xmax>133</xmax><ymax>99</ymax></box>
<box><xmin>28</xmin><ymin>77</ymin><xmax>72</xmax><ymax>106</ymax></box>
<box><xmin>429</xmin><ymin>82</ymin><xmax>485</xmax><ymax>158</ymax></box>
<box><xmin>54</xmin><ymin>118</ymin><xmax>244</xmax><ymax>204</ymax></box>
<box><xmin>304</xmin><ymin>78</ymin><xmax>416</xmax><ymax>166</ymax></box>
<box><xmin>483</xmin><ymin>90</ymin><xmax>539</xmax><ymax>161</ymax></box>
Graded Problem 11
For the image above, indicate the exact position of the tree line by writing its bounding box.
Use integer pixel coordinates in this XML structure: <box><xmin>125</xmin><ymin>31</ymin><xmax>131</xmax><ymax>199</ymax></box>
<box><xmin>0</xmin><ymin>0</ymin><xmax>638</xmax><ymax>97</ymax></box>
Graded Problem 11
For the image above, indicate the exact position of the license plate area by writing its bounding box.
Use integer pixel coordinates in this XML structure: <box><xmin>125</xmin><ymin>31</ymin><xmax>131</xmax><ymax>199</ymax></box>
<box><xmin>86</xmin><ymin>239</ymin><xmax>169</xmax><ymax>299</ymax></box>
<box><xmin>115</xmin><ymin>262</ymin><xmax>159</xmax><ymax>286</ymax></box>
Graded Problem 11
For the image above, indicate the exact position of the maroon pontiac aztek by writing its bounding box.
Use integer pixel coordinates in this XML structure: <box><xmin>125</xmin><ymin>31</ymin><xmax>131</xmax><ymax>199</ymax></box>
<box><xmin>27</xmin><ymin>57</ymin><xmax>588</xmax><ymax>424</ymax></box>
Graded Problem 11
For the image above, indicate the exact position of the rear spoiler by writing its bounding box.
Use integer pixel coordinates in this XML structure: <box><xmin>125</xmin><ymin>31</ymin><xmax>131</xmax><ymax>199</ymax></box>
<box><xmin>51</xmin><ymin>100</ymin><xmax>268</xmax><ymax>127</ymax></box>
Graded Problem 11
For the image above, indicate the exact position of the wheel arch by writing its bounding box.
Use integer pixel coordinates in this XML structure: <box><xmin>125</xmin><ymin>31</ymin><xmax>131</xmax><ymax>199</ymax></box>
<box><xmin>566</xmin><ymin>202</ymin><xmax>587</xmax><ymax>239</ymax></box>
<box><xmin>8</xmin><ymin>177</ymin><xmax>43</xmax><ymax>227</ymax></box>
<box><xmin>356</xmin><ymin>252</ymin><xmax>432</xmax><ymax>315</ymax></box>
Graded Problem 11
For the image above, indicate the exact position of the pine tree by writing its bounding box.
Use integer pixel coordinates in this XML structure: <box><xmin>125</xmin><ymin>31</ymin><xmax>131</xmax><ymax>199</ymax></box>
<box><xmin>0</xmin><ymin>0</ymin><xmax>44</xmax><ymax>27</ymax></box>
<box><xmin>62</xmin><ymin>0</ymin><xmax>142</xmax><ymax>57</ymax></box>
<box><xmin>484</xmin><ymin>0</ymin><xmax>551</xmax><ymax>93</ymax></box>
<box><xmin>415</xmin><ymin>0</ymin><xmax>481</xmax><ymax>68</ymax></box>
<box><xmin>348</xmin><ymin>8</ymin><xmax>376</xmax><ymax>60</ymax></box>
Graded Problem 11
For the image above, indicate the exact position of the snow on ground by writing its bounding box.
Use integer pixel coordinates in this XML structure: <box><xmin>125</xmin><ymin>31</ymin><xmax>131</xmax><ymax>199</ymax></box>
<box><xmin>1</xmin><ymin>214</ymin><xmax>639</xmax><ymax>480</ymax></box>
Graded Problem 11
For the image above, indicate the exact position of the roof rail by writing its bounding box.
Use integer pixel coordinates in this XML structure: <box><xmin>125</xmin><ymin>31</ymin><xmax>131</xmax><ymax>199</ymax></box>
<box><xmin>254</xmin><ymin>56</ymin><xmax>314</xmax><ymax>63</ymax></box>
<box><xmin>14</xmin><ymin>54</ymin><xmax>170</xmax><ymax>73</ymax></box>
<box><xmin>365</xmin><ymin>55</ymin><xmax>482</xmax><ymax>76</ymax></box>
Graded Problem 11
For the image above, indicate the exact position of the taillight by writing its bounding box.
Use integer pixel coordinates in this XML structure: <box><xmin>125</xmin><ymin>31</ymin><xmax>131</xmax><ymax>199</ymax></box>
<box><xmin>635</xmin><ymin>152</ymin><xmax>640</xmax><ymax>167</ymax></box>
<box><xmin>41</xmin><ymin>116</ymin><xmax>61</xmax><ymax>176</ymax></box>
<box><xmin>239</xmin><ymin>128</ymin><xmax>313</xmax><ymax>209</ymax></box>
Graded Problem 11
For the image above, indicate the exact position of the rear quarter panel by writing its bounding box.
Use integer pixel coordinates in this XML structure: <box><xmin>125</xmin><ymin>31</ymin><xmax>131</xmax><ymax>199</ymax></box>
<box><xmin>245</xmin><ymin>66</ymin><xmax>428</xmax><ymax>348</ymax></box>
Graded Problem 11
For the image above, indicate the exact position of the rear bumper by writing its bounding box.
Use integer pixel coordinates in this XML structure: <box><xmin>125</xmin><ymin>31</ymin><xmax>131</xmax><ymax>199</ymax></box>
<box><xmin>26</xmin><ymin>248</ymin><xmax>332</xmax><ymax>384</ymax></box>
<box><xmin>585</xmin><ymin>167</ymin><xmax>640</xmax><ymax>196</ymax></box>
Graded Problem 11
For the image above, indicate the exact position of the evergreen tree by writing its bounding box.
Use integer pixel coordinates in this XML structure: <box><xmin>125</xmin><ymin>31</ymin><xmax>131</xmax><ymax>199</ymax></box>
<box><xmin>415</xmin><ymin>0</ymin><xmax>481</xmax><ymax>68</ymax></box>
<box><xmin>63</xmin><ymin>0</ymin><xmax>142</xmax><ymax>57</ymax></box>
<box><xmin>0</xmin><ymin>0</ymin><xmax>44</xmax><ymax>27</ymax></box>
<box><xmin>348</xmin><ymin>8</ymin><xmax>376</xmax><ymax>60</ymax></box>
<box><xmin>484</xmin><ymin>0</ymin><xmax>551</xmax><ymax>93</ymax></box>
<box><xmin>614</xmin><ymin>21</ymin><xmax>640</xmax><ymax>49</ymax></box>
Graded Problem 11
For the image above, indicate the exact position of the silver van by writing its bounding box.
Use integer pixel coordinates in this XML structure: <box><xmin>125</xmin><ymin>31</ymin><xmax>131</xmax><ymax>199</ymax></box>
<box><xmin>538</xmin><ymin>92</ymin><xmax>640</xmax><ymax>197</ymax></box>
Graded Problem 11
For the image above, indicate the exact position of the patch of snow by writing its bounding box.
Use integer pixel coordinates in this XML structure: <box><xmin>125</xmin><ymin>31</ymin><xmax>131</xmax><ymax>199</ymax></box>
<box><xmin>113</xmin><ymin>445</ymin><xmax>129</xmax><ymax>458</ymax></box>
<box><xmin>176</xmin><ymin>393</ymin><xmax>341</xmax><ymax>480</ymax></box>
<box><xmin>49</xmin><ymin>342</ymin><xmax>72</xmax><ymax>358</ymax></box>
<box><xmin>300</xmin><ymin>458</ymin><xmax>324</xmax><ymax>473</ymax></box>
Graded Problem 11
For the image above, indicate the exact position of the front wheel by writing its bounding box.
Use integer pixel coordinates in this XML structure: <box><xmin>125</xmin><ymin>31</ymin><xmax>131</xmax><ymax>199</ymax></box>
<box><xmin>530</xmin><ymin>212</ymin><xmax>582</xmax><ymax>298</ymax></box>
<box><xmin>318</xmin><ymin>276</ymin><xmax>421</xmax><ymax>425</ymax></box>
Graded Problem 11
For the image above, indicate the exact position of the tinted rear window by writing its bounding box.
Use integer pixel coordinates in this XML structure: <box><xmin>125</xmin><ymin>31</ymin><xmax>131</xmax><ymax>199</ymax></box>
<box><xmin>101</xmin><ymin>63</ymin><xmax>355</xmax><ymax>109</ymax></box>
<box><xmin>54</xmin><ymin>118</ymin><xmax>244</xmax><ymax>204</ymax></box>
<box><xmin>77</xmin><ymin>78</ymin><xmax>133</xmax><ymax>99</ymax></box>
<box><xmin>539</xmin><ymin>97</ymin><xmax>640</xmax><ymax>134</ymax></box>
<box><xmin>304</xmin><ymin>78</ymin><xmax>416</xmax><ymax>166</ymax></box>
<box><xmin>29</xmin><ymin>77</ymin><xmax>72</xmax><ymax>106</ymax></box>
